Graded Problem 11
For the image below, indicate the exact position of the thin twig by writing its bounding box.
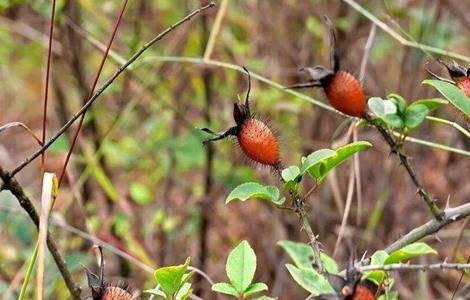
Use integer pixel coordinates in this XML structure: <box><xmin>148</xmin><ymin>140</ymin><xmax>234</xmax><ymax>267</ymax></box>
<box><xmin>365</xmin><ymin>114</ymin><xmax>444</xmax><ymax>220</ymax></box>
<box><xmin>0</xmin><ymin>122</ymin><xmax>43</xmax><ymax>146</ymax></box>
<box><xmin>203</xmin><ymin>0</ymin><xmax>228</xmax><ymax>61</ymax></box>
<box><xmin>57</xmin><ymin>0</ymin><xmax>129</xmax><ymax>186</ymax></box>
<box><xmin>359</xmin><ymin>262</ymin><xmax>470</xmax><ymax>272</ymax></box>
<box><xmin>0</xmin><ymin>166</ymin><xmax>81</xmax><ymax>299</ymax></box>
<box><xmin>274</xmin><ymin>169</ymin><xmax>324</xmax><ymax>273</ymax></box>
<box><xmin>451</xmin><ymin>255</ymin><xmax>470</xmax><ymax>300</ymax></box>
<box><xmin>40</xmin><ymin>0</ymin><xmax>56</xmax><ymax>173</ymax></box>
<box><xmin>359</xmin><ymin>23</ymin><xmax>376</xmax><ymax>82</ymax></box>
<box><xmin>333</xmin><ymin>161</ymin><xmax>355</xmax><ymax>258</ymax></box>
<box><xmin>8</xmin><ymin>2</ymin><xmax>216</xmax><ymax>178</ymax></box>
<box><xmin>342</xmin><ymin>0</ymin><xmax>470</xmax><ymax>63</ymax></box>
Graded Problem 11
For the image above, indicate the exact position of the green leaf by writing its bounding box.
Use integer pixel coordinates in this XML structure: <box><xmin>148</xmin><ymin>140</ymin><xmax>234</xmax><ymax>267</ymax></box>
<box><xmin>285</xmin><ymin>264</ymin><xmax>334</xmax><ymax>295</ymax></box>
<box><xmin>226</xmin><ymin>183</ymin><xmax>285</xmax><ymax>205</ymax></box>
<box><xmin>226</xmin><ymin>240</ymin><xmax>257</xmax><ymax>293</ymax></box>
<box><xmin>385</xmin><ymin>242</ymin><xmax>437</xmax><ymax>264</ymax></box>
<box><xmin>412</xmin><ymin>98</ymin><xmax>448</xmax><ymax>112</ymax></box>
<box><xmin>281</xmin><ymin>166</ymin><xmax>301</xmax><ymax>182</ymax></box>
<box><xmin>363</xmin><ymin>250</ymin><xmax>389</xmax><ymax>285</ymax></box>
<box><xmin>388</xmin><ymin>93</ymin><xmax>407</xmax><ymax>114</ymax></box>
<box><xmin>424</xmin><ymin>79</ymin><xmax>470</xmax><ymax>118</ymax></box>
<box><xmin>154</xmin><ymin>257</ymin><xmax>191</xmax><ymax>297</ymax></box>
<box><xmin>282</xmin><ymin>166</ymin><xmax>301</xmax><ymax>192</ymax></box>
<box><xmin>143</xmin><ymin>287</ymin><xmax>166</xmax><ymax>298</ymax></box>
<box><xmin>175</xmin><ymin>282</ymin><xmax>193</xmax><ymax>300</ymax></box>
<box><xmin>301</xmin><ymin>142</ymin><xmax>372</xmax><ymax>181</ymax></box>
<box><xmin>368</xmin><ymin>97</ymin><xmax>397</xmax><ymax>117</ymax></box>
<box><xmin>129</xmin><ymin>182</ymin><xmax>153</xmax><ymax>205</ymax></box>
<box><xmin>382</xmin><ymin>114</ymin><xmax>404</xmax><ymax>129</ymax></box>
<box><xmin>277</xmin><ymin>240</ymin><xmax>338</xmax><ymax>274</ymax></box>
<box><xmin>212</xmin><ymin>282</ymin><xmax>240</xmax><ymax>297</ymax></box>
<box><xmin>243</xmin><ymin>282</ymin><xmax>268</xmax><ymax>298</ymax></box>
<box><xmin>404</xmin><ymin>104</ymin><xmax>429</xmax><ymax>129</ymax></box>
<box><xmin>300</xmin><ymin>149</ymin><xmax>336</xmax><ymax>175</ymax></box>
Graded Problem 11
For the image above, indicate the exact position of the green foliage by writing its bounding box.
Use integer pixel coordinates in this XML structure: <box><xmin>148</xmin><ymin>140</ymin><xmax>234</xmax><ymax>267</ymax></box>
<box><xmin>226</xmin><ymin>182</ymin><xmax>285</xmax><ymax>205</ymax></box>
<box><xmin>285</xmin><ymin>264</ymin><xmax>334</xmax><ymax>295</ymax></box>
<box><xmin>145</xmin><ymin>257</ymin><xmax>194</xmax><ymax>300</ymax></box>
<box><xmin>364</xmin><ymin>243</ymin><xmax>437</xmax><ymax>285</ymax></box>
<box><xmin>277</xmin><ymin>240</ymin><xmax>338</xmax><ymax>274</ymax></box>
<box><xmin>301</xmin><ymin>141</ymin><xmax>372</xmax><ymax>182</ymax></box>
<box><xmin>368</xmin><ymin>94</ymin><xmax>445</xmax><ymax>131</ymax></box>
<box><xmin>281</xmin><ymin>166</ymin><xmax>301</xmax><ymax>192</ymax></box>
<box><xmin>384</xmin><ymin>242</ymin><xmax>437</xmax><ymax>264</ymax></box>
<box><xmin>424</xmin><ymin>79</ymin><xmax>470</xmax><ymax>118</ymax></box>
<box><xmin>212</xmin><ymin>240</ymin><xmax>269</xmax><ymax>299</ymax></box>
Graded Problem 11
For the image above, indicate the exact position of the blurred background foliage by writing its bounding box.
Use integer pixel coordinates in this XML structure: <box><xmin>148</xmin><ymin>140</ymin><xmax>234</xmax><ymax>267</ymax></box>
<box><xmin>0</xmin><ymin>0</ymin><xmax>469</xmax><ymax>299</ymax></box>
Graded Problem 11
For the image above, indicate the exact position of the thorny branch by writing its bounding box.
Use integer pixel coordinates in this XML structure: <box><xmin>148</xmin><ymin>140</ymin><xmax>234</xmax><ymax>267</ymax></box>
<box><xmin>385</xmin><ymin>202</ymin><xmax>470</xmax><ymax>254</ymax></box>
<box><xmin>359</xmin><ymin>262</ymin><xmax>470</xmax><ymax>272</ymax></box>
<box><xmin>0</xmin><ymin>166</ymin><xmax>81</xmax><ymax>299</ymax></box>
<box><xmin>365</xmin><ymin>114</ymin><xmax>444</xmax><ymax>220</ymax></box>
<box><xmin>6</xmin><ymin>2</ymin><xmax>216</xmax><ymax>179</ymax></box>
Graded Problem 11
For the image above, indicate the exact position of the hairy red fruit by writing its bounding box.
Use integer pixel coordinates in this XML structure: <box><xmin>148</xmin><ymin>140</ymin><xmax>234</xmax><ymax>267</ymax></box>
<box><xmin>324</xmin><ymin>71</ymin><xmax>365</xmax><ymax>117</ymax></box>
<box><xmin>458</xmin><ymin>77</ymin><xmax>470</xmax><ymax>99</ymax></box>
<box><xmin>102</xmin><ymin>286</ymin><xmax>136</xmax><ymax>300</ymax></box>
<box><xmin>350</xmin><ymin>285</ymin><xmax>376</xmax><ymax>300</ymax></box>
<box><xmin>238</xmin><ymin>118</ymin><xmax>280</xmax><ymax>166</ymax></box>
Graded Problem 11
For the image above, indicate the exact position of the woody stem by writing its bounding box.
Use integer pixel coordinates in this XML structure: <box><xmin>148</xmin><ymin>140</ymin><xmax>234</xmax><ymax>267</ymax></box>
<box><xmin>365</xmin><ymin>114</ymin><xmax>444</xmax><ymax>220</ymax></box>
<box><xmin>274</xmin><ymin>167</ymin><xmax>325</xmax><ymax>273</ymax></box>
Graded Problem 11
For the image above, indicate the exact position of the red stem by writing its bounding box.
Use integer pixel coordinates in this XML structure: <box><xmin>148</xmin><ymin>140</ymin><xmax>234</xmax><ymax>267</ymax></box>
<box><xmin>451</xmin><ymin>254</ymin><xmax>470</xmax><ymax>300</ymax></box>
<box><xmin>58</xmin><ymin>0</ymin><xmax>129</xmax><ymax>186</ymax></box>
<box><xmin>41</xmin><ymin>0</ymin><xmax>57</xmax><ymax>172</ymax></box>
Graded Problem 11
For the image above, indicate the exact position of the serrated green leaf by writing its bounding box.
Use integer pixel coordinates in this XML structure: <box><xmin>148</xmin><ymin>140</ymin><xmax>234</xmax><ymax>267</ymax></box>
<box><xmin>226</xmin><ymin>182</ymin><xmax>285</xmax><ymax>205</ymax></box>
<box><xmin>385</xmin><ymin>242</ymin><xmax>437</xmax><ymax>264</ymax></box>
<box><xmin>285</xmin><ymin>264</ymin><xmax>334</xmax><ymax>295</ymax></box>
<box><xmin>388</xmin><ymin>93</ymin><xmax>407</xmax><ymax>114</ymax></box>
<box><xmin>404</xmin><ymin>104</ymin><xmax>429</xmax><ymax>129</ymax></box>
<box><xmin>277</xmin><ymin>240</ymin><xmax>338</xmax><ymax>274</ymax></box>
<box><xmin>155</xmin><ymin>257</ymin><xmax>191</xmax><ymax>297</ymax></box>
<box><xmin>243</xmin><ymin>282</ymin><xmax>268</xmax><ymax>298</ymax></box>
<box><xmin>363</xmin><ymin>250</ymin><xmax>389</xmax><ymax>285</ymax></box>
<box><xmin>424</xmin><ymin>79</ymin><xmax>470</xmax><ymax>118</ymax></box>
<box><xmin>226</xmin><ymin>240</ymin><xmax>257</xmax><ymax>293</ymax></box>
<box><xmin>302</xmin><ymin>142</ymin><xmax>372</xmax><ymax>182</ymax></box>
<box><xmin>412</xmin><ymin>98</ymin><xmax>448</xmax><ymax>112</ymax></box>
<box><xmin>212</xmin><ymin>282</ymin><xmax>240</xmax><ymax>297</ymax></box>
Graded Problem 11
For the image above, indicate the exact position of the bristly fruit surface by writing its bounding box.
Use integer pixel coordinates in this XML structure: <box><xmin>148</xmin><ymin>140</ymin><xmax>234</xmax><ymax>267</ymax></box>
<box><xmin>238</xmin><ymin>118</ymin><xmax>280</xmax><ymax>166</ymax></box>
<box><xmin>286</xmin><ymin>16</ymin><xmax>366</xmax><ymax>118</ymax></box>
<box><xmin>457</xmin><ymin>77</ymin><xmax>470</xmax><ymax>99</ymax></box>
<box><xmin>324</xmin><ymin>71</ymin><xmax>365</xmax><ymax>117</ymax></box>
<box><xmin>202</xmin><ymin>67</ymin><xmax>282</xmax><ymax>169</ymax></box>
